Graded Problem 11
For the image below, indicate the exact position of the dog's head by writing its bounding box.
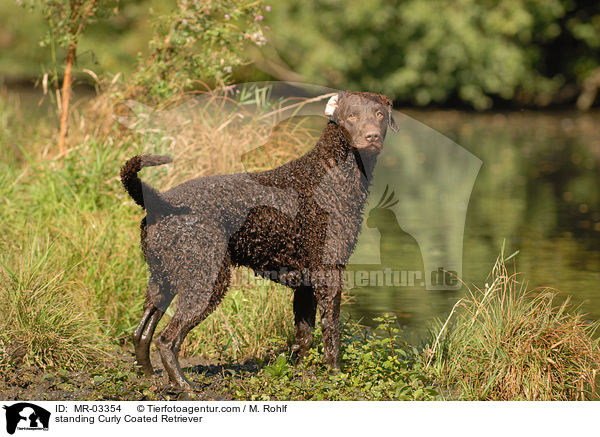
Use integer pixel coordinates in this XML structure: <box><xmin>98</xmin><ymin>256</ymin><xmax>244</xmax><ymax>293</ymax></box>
<box><xmin>325</xmin><ymin>91</ymin><xmax>398</xmax><ymax>152</ymax></box>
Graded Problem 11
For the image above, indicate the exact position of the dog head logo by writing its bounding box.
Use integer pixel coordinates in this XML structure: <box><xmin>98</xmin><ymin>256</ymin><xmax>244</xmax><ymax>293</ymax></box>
<box><xmin>3</xmin><ymin>403</ymin><xmax>50</xmax><ymax>435</ymax></box>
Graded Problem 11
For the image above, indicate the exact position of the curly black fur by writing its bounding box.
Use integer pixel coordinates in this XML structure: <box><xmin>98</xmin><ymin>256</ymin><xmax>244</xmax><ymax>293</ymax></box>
<box><xmin>122</xmin><ymin>91</ymin><xmax>395</xmax><ymax>388</ymax></box>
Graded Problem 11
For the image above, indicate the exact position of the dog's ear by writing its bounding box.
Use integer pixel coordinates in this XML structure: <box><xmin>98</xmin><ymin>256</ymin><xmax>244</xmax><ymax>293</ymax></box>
<box><xmin>324</xmin><ymin>94</ymin><xmax>339</xmax><ymax>117</ymax></box>
<box><xmin>388</xmin><ymin>107</ymin><xmax>398</xmax><ymax>133</ymax></box>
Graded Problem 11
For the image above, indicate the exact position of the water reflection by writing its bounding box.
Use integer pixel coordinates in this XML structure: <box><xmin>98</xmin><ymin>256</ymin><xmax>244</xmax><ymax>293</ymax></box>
<box><xmin>348</xmin><ymin>110</ymin><xmax>600</xmax><ymax>341</ymax></box>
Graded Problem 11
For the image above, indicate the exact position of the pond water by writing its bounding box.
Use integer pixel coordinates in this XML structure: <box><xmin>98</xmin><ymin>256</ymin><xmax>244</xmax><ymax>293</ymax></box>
<box><xmin>347</xmin><ymin>109</ymin><xmax>600</xmax><ymax>342</ymax></box>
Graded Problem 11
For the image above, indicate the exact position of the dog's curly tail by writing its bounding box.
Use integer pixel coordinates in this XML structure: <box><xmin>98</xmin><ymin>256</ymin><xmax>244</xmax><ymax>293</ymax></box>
<box><xmin>120</xmin><ymin>155</ymin><xmax>173</xmax><ymax>210</ymax></box>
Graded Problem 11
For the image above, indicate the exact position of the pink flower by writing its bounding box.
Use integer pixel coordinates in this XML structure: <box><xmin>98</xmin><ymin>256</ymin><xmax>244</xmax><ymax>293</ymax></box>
<box><xmin>266</xmin><ymin>5</ymin><xmax>271</xmax><ymax>11</ymax></box>
<box><xmin>224</xmin><ymin>14</ymin><xmax>230</xmax><ymax>19</ymax></box>
<box><xmin>264</xmin><ymin>26</ymin><xmax>270</xmax><ymax>30</ymax></box>
<box><xmin>255</xmin><ymin>15</ymin><xmax>264</xmax><ymax>21</ymax></box>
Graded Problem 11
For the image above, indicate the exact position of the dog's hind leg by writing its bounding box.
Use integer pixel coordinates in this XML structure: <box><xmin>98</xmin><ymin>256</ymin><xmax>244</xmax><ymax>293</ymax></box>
<box><xmin>156</xmin><ymin>243</ymin><xmax>232</xmax><ymax>389</ymax></box>
<box><xmin>132</xmin><ymin>281</ymin><xmax>174</xmax><ymax>376</ymax></box>
<box><xmin>133</xmin><ymin>306</ymin><xmax>162</xmax><ymax>376</ymax></box>
<box><xmin>132</xmin><ymin>299</ymin><xmax>156</xmax><ymax>374</ymax></box>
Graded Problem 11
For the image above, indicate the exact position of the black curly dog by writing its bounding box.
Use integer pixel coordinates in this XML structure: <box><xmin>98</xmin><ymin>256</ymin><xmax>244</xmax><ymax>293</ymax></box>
<box><xmin>121</xmin><ymin>91</ymin><xmax>398</xmax><ymax>388</ymax></box>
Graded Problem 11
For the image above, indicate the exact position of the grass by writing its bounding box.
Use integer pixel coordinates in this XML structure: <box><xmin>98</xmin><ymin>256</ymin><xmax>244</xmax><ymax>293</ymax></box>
<box><xmin>0</xmin><ymin>236</ymin><xmax>108</xmax><ymax>372</ymax></box>
<box><xmin>0</xmin><ymin>316</ymin><xmax>439</xmax><ymax>401</ymax></box>
<box><xmin>181</xmin><ymin>279</ymin><xmax>295</xmax><ymax>362</ymax></box>
<box><xmin>423</xmin><ymin>251</ymin><xmax>600</xmax><ymax>400</ymax></box>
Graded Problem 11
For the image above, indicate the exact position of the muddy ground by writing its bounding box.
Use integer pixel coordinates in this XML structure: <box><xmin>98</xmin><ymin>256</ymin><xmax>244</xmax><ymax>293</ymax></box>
<box><xmin>0</xmin><ymin>349</ymin><xmax>261</xmax><ymax>401</ymax></box>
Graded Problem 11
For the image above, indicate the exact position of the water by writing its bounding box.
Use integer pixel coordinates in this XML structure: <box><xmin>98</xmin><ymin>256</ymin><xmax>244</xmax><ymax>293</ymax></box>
<box><xmin>346</xmin><ymin>109</ymin><xmax>600</xmax><ymax>342</ymax></box>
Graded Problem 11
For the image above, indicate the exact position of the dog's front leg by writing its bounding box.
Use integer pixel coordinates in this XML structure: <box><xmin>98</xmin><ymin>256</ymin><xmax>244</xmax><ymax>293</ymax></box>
<box><xmin>291</xmin><ymin>285</ymin><xmax>317</xmax><ymax>360</ymax></box>
<box><xmin>315</xmin><ymin>271</ymin><xmax>342</xmax><ymax>370</ymax></box>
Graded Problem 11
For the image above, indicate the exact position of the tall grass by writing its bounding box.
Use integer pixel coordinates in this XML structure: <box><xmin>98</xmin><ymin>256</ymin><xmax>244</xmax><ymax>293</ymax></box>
<box><xmin>0</xmin><ymin>236</ymin><xmax>108</xmax><ymax>371</ymax></box>
<box><xmin>0</xmin><ymin>86</ymin><xmax>319</xmax><ymax>374</ymax></box>
<box><xmin>424</xmin><ymin>253</ymin><xmax>600</xmax><ymax>400</ymax></box>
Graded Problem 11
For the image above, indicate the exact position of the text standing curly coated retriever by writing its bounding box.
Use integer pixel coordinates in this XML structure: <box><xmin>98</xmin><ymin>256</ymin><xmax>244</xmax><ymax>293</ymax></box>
<box><xmin>121</xmin><ymin>91</ymin><xmax>398</xmax><ymax>388</ymax></box>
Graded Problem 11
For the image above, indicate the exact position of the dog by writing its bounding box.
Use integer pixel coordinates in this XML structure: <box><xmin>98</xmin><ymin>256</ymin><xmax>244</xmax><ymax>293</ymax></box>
<box><xmin>121</xmin><ymin>90</ymin><xmax>397</xmax><ymax>388</ymax></box>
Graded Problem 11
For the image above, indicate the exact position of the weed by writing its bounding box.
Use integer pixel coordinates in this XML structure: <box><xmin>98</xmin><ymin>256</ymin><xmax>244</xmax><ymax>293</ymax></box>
<box><xmin>229</xmin><ymin>316</ymin><xmax>439</xmax><ymax>401</ymax></box>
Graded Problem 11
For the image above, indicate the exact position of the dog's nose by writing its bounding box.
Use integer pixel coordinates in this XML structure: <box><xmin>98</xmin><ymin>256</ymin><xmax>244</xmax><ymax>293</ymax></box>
<box><xmin>366</xmin><ymin>131</ymin><xmax>380</xmax><ymax>143</ymax></box>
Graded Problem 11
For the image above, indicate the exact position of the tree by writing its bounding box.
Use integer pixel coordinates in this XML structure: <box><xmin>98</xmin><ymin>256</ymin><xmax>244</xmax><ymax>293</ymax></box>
<box><xmin>21</xmin><ymin>0</ymin><xmax>115</xmax><ymax>154</ymax></box>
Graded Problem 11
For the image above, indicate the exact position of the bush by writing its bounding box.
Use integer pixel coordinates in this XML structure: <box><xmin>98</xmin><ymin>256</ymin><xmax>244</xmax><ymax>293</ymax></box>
<box><xmin>129</xmin><ymin>0</ymin><xmax>269</xmax><ymax>101</ymax></box>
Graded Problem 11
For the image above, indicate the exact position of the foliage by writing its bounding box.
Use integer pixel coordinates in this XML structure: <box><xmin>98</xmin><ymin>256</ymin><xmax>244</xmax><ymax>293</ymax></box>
<box><xmin>424</xmin><ymin>252</ymin><xmax>600</xmax><ymax>400</ymax></box>
<box><xmin>129</xmin><ymin>0</ymin><xmax>270</xmax><ymax>101</ymax></box>
<box><xmin>17</xmin><ymin>0</ymin><xmax>119</xmax><ymax>153</ymax></box>
<box><xmin>265</xmin><ymin>0</ymin><xmax>598</xmax><ymax>109</ymax></box>
<box><xmin>0</xmin><ymin>319</ymin><xmax>438</xmax><ymax>401</ymax></box>
<box><xmin>567</xmin><ymin>3</ymin><xmax>600</xmax><ymax>109</ymax></box>
<box><xmin>229</xmin><ymin>316</ymin><xmax>439</xmax><ymax>400</ymax></box>
<box><xmin>2</xmin><ymin>85</ymin><xmax>600</xmax><ymax>401</ymax></box>
<box><xmin>3</xmin><ymin>0</ymin><xmax>600</xmax><ymax>108</ymax></box>
<box><xmin>181</xmin><ymin>285</ymin><xmax>295</xmax><ymax>363</ymax></box>
<box><xmin>21</xmin><ymin>0</ymin><xmax>114</xmax><ymax>48</ymax></box>
<box><xmin>0</xmin><ymin>88</ymin><xmax>298</xmax><ymax>373</ymax></box>
<box><xmin>0</xmin><ymin>0</ymin><xmax>172</xmax><ymax>79</ymax></box>
<box><xmin>0</xmin><ymin>237</ymin><xmax>108</xmax><ymax>372</ymax></box>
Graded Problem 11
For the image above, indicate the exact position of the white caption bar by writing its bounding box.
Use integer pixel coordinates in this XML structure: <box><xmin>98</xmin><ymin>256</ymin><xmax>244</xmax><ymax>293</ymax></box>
<box><xmin>0</xmin><ymin>401</ymin><xmax>597</xmax><ymax>436</ymax></box>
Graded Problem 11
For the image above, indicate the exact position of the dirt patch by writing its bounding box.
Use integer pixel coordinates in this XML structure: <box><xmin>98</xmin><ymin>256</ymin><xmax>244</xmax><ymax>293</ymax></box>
<box><xmin>0</xmin><ymin>348</ymin><xmax>261</xmax><ymax>401</ymax></box>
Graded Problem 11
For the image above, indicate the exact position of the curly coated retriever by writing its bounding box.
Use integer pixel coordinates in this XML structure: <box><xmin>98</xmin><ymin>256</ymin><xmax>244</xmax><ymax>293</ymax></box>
<box><xmin>121</xmin><ymin>90</ymin><xmax>398</xmax><ymax>388</ymax></box>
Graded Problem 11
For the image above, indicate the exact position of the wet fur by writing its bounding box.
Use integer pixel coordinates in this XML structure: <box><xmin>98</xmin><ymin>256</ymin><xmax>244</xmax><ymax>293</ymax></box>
<box><xmin>121</xmin><ymin>91</ymin><xmax>395</xmax><ymax>388</ymax></box>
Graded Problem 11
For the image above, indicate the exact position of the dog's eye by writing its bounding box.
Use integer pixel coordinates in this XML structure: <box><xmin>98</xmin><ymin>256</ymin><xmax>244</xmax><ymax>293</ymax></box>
<box><xmin>348</xmin><ymin>114</ymin><xmax>356</xmax><ymax>121</ymax></box>
<box><xmin>376</xmin><ymin>111</ymin><xmax>384</xmax><ymax>119</ymax></box>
